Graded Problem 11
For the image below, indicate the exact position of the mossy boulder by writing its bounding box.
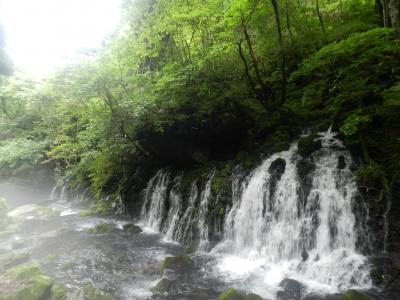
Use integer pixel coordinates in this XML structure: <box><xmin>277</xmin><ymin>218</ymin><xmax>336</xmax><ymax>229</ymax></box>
<box><xmin>340</xmin><ymin>290</ymin><xmax>372</xmax><ymax>300</ymax></box>
<box><xmin>73</xmin><ymin>283</ymin><xmax>113</xmax><ymax>300</ymax></box>
<box><xmin>217</xmin><ymin>288</ymin><xmax>246</xmax><ymax>300</ymax></box>
<box><xmin>122</xmin><ymin>223</ymin><xmax>142</xmax><ymax>234</ymax></box>
<box><xmin>160</xmin><ymin>254</ymin><xmax>195</xmax><ymax>274</ymax></box>
<box><xmin>80</xmin><ymin>200</ymin><xmax>114</xmax><ymax>217</ymax></box>
<box><xmin>14</xmin><ymin>275</ymin><xmax>54</xmax><ymax>300</ymax></box>
<box><xmin>246</xmin><ymin>293</ymin><xmax>263</xmax><ymax>300</ymax></box>
<box><xmin>6</xmin><ymin>263</ymin><xmax>42</xmax><ymax>281</ymax></box>
<box><xmin>88</xmin><ymin>223</ymin><xmax>117</xmax><ymax>234</ymax></box>
<box><xmin>297</xmin><ymin>135</ymin><xmax>322</xmax><ymax>157</ymax></box>
<box><xmin>151</xmin><ymin>278</ymin><xmax>174</xmax><ymax>294</ymax></box>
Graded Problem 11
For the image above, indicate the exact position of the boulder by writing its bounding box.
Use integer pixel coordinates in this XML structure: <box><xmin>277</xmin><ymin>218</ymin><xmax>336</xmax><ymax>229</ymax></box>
<box><xmin>218</xmin><ymin>288</ymin><xmax>246</xmax><ymax>300</ymax></box>
<box><xmin>276</xmin><ymin>278</ymin><xmax>304</xmax><ymax>300</ymax></box>
<box><xmin>160</xmin><ymin>254</ymin><xmax>195</xmax><ymax>274</ymax></box>
<box><xmin>268</xmin><ymin>158</ymin><xmax>286</xmax><ymax>180</ymax></box>
<box><xmin>88</xmin><ymin>223</ymin><xmax>117</xmax><ymax>234</ymax></box>
<box><xmin>298</xmin><ymin>135</ymin><xmax>322</xmax><ymax>157</ymax></box>
<box><xmin>151</xmin><ymin>278</ymin><xmax>174</xmax><ymax>294</ymax></box>
<box><xmin>122</xmin><ymin>223</ymin><xmax>143</xmax><ymax>234</ymax></box>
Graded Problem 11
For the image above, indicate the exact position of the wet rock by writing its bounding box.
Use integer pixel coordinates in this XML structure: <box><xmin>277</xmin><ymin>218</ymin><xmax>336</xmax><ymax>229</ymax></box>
<box><xmin>160</xmin><ymin>254</ymin><xmax>195</xmax><ymax>275</ymax></box>
<box><xmin>0</xmin><ymin>252</ymin><xmax>30</xmax><ymax>270</ymax></box>
<box><xmin>276</xmin><ymin>278</ymin><xmax>304</xmax><ymax>300</ymax></box>
<box><xmin>122</xmin><ymin>223</ymin><xmax>142</xmax><ymax>234</ymax></box>
<box><xmin>15</xmin><ymin>274</ymin><xmax>54</xmax><ymax>300</ymax></box>
<box><xmin>301</xmin><ymin>248</ymin><xmax>309</xmax><ymax>261</ymax></box>
<box><xmin>340</xmin><ymin>289</ymin><xmax>372</xmax><ymax>300</ymax></box>
<box><xmin>337</xmin><ymin>155</ymin><xmax>346</xmax><ymax>170</ymax></box>
<box><xmin>151</xmin><ymin>278</ymin><xmax>174</xmax><ymax>294</ymax></box>
<box><xmin>246</xmin><ymin>293</ymin><xmax>264</xmax><ymax>300</ymax></box>
<box><xmin>268</xmin><ymin>158</ymin><xmax>286</xmax><ymax>180</ymax></box>
<box><xmin>6</xmin><ymin>262</ymin><xmax>43</xmax><ymax>281</ymax></box>
<box><xmin>88</xmin><ymin>223</ymin><xmax>117</xmax><ymax>234</ymax></box>
<box><xmin>298</xmin><ymin>135</ymin><xmax>322</xmax><ymax>157</ymax></box>
<box><xmin>70</xmin><ymin>283</ymin><xmax>112</xmax><ymax>300</ymax></box>
<box><xmin>296</xmin><ymin>159</ymin><xmax>315</xmax><ymax>179</ymax></box>
<box><xmin>217</xmin><ymin>288</ymin><xmax>246</xmax><ymax>300</ymax></box>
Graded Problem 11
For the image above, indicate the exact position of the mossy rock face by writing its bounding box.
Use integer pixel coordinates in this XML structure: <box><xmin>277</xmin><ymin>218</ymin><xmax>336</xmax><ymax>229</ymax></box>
<box><xmin>217</xmin><ymin>288</ymin><xmax>246</xmax><ymax>300</ymax></box>
<box><xmin>160</xmin><ymin>254</ymin><xmax>195</xmax><ymax>274</ymax></box>
<box><xmin>297</xmin><ymin>135</ymin><xmax>322</xmax><ymax>157</ymax></box>
<box><xmin>14</xmin><ymin>275</ymin><xmax>54</xmax><ymax>300</ymax></box>
<box><xmin>122</xmin><ymin>223</ymin><xmax>142</xmax><ymax>234</ymax></box>
<box><xmin>151</xmin><ymin>278</ymin><xmax>174</xmax><ymax>294</ymax></box>
<box><xmin>88</xmin><ymin>223</ymin><xmax>117</xmax><ymax>234</ymax></box>
<box><xmin>50</xmin><ymin>283</ymin><xmax>67</xmax><ymax>300</ymax></box>
<box><xmin>340</xmin><ymin>289</ymin><xmax>372</xmax><ymax>300</ymax></box>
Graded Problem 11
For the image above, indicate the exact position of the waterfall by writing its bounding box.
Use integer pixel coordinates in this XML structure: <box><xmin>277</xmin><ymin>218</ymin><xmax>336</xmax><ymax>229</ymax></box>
<box><xmin>139</xmin><ymin>129</ymin><xmax>371</xmax><ymax>295</ymax></box>
<box><xmin>197</xmin><ymin>172</ymin><xmax>214</xmax><ymax>251</ymax></box>
<box><xmin>215</xmin><ymin>129</ymin><xmax>371</xmax><ymax>294</ymax></box>
<box><xmin>140</xmin><ymin>169</ymin><xmax>170</xmax><ymax>232</ymax></box>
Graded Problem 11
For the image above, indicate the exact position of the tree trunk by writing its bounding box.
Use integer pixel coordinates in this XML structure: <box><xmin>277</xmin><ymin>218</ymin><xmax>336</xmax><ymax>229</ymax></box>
<box><xmin>270</xmin><ymin>0</ymin><xmax>287</xmax><ymax>103</ymax></box>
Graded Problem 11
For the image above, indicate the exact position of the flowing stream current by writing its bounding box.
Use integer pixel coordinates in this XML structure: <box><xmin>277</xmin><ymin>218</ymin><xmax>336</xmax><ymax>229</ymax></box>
<box><xmin>0</xmin><ymin>130</ymin><xmax>374</xmax><ymax>299</ymax></box>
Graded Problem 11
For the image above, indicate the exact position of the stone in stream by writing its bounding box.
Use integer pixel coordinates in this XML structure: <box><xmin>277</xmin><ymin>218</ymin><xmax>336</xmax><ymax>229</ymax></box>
<box><xmin>0</xmin><ymin>262</ymin><xmax>68</xmax><ymax>300</ymax></box>
<box><xmin>160</xmin><ymin>254</ymin><xmax>195</xmax><ymax>275</ymax></box>
<box><xmin>297</xmin><ymin>135</ymin><xmax>322</xmax><ymax>157</ymax></box>
<box><xmin>217</xmin><ymin>288</ymin><xmax>264</xmax><ymax>300</ymax></box>
<box><xmin>87</xmin><ymin>223</ymin><xmax>118</xmax><ymax>234</ymax></box>
<box><xmin>122</xmin><ymin>223</ymin><xmax>142</xmax><ymax>234</ymax></box>
<box><xmin>268</xmin><ymin>158</ymin><xmax>286</xmax><ymax>180</ymax></box>
<box><xmin>276</xmin><ymin>278</ymin><xmax>304</xmax><ymax>300</ymax></box>
<box><xmin>69</xmin><ymin>283</ymin><xmax>113</xmax><ymax>300</ymax></box>
<box><xmin>151</xmin><ymin>277</ymin><xmax>174</xmax><ymax>294</ymax></box>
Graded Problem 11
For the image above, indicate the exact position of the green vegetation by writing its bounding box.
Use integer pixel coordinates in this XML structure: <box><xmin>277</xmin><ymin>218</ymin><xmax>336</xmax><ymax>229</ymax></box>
<box><xmin>0</xmin><ymin>0</ymin><xmax>398</xmax><ymax>206</ymax></box>
<box><xmin>340</xmin><ymin>289</ymin><xmax>372</xmax><ymax>300</ymax></box>
<box><xmin>87</xmin><ymin>223</ymin><xmax>117</xmax><ymax>234</ymax></box>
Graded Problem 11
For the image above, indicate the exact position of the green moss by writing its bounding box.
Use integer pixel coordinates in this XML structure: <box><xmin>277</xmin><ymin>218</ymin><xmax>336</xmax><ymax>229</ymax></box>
<box><xmin>87</xmin><ymin>223</ymin><xmax>117</xmax><ymax>234</ymax></box>
<box><xmin>80</xmin><ymin>200</ymin><xmax>114</xmax><ymax>217</ymax></box>
<box><xmin>14</xmin><ymin>275</ymin><xmax>54</xmax><ymax>300</ymax></box>
<box><xmin>217</xmin><ymin>288</ymin><xmax>246</xmax><ymax>300</ymax></box>
<box><xmin>151</xmin><ymin>278</ymin><xmax>173</xmax><ymax>294</ymax></box>
<box><xmin>340</xmin><ymin>289</ymin><xmax>372</xmax><ymax>300</ymax></box>
<box><xmin>355</xmin><ymin>162</ymin><xmax>388</xmax><ymax>191</ymax></box>
<box><xmin>246</xmin><ymin>293</ymin><xmax>264</xmax><ymax>300</ymax></box>
<box><xmin>6</xmin><ymin>263</ymin><xmax>42</xmax><ymax>281</ymax></box>
<box><xmin>50</xmin><ymin>283</ymin><xmax>67</xmax><ymax>300</ymax></box>
<box><xmin>297</xmin><ymin>135</ymin><xmax>322</xmax><ymax>157</ymax></box>
<box><xmin>180</xmin><ymin>169</ymin><xmax>204</xmax><ymax>194</ymax></box>
<box><xmin>160</xmin><ymin>254</ymin><xmax>195</xmax><ymax>274</ymax></box>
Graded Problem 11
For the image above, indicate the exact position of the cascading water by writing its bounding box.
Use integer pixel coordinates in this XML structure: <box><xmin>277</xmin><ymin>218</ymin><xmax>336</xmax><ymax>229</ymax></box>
<box><xmin>214</xmin><ymin>129</ymin><xmax>371</xmax><ymax>297</ymax></box>
<box><xmin>140</xmin><ymin>169</ymin><xmax>170</xmax><ymax>232</ymax></box>
<box><xmin>139</xmin><ymin>129</ymin><xmax>371</xmax><ymax>298</ymax></box>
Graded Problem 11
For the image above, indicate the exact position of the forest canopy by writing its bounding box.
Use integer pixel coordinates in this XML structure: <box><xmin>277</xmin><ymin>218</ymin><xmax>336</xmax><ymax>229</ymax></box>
<box><xmin>0</xmin><ymin>0</ymin><xmax>399</xmax><ymax>199</ymax></box>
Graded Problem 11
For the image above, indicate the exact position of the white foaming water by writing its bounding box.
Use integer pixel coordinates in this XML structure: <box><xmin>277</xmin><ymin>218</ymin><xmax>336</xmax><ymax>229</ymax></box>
<box><xmin>163</xmin><ymin>177</ymin><xmax>183</xmax><ymax>242</ymax></box>
<box><xmin>197</xmin><ymin>172</ymin><xmax>214</xmax><ymax>251</ymax></box>
<box><xmin>139</xmin><ymin>129</ymin><xmax>371</xmax><ymax>298</ymax></box>
<box><xmin>140</xmin><ymin>169</ymin><xmax>170</xmax><ymax>232</ymax></box>
<box><xmin>214</xmin><ymin>129</ymin><xmax>371</xmax><ymax>297</ymax></box>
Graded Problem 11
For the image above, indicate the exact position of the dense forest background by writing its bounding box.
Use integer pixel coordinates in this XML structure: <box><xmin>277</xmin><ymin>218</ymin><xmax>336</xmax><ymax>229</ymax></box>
<box><xmin>0</xmin><ymin>0</ymin><xmax>399</xmax><ymax>204</ymax></box>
